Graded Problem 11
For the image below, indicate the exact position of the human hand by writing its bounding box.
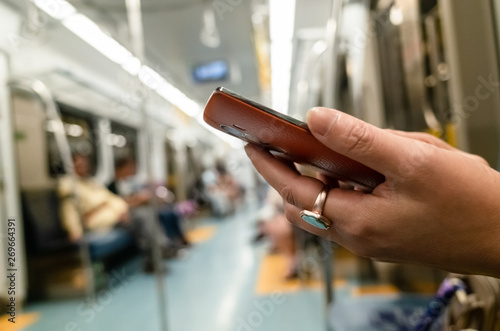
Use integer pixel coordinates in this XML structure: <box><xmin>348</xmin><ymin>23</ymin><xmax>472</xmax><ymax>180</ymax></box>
<box><xmin>136</xmin><ymin>190</ymin><xmax>151</xmax><ymax>203</ymax></box>
<box><xmin>245</xmin><ymin>107</ymin><xmax>500</xmax><ymax>277</ymax></box>
<box><xmin>68</xmin><ymin>231</ymin><xmax>83</xmax><ymax>242</ymax></box>
<box><xmin>119</xmin><ymin>210</ymin><xmax>130</xmax><ymax>224</ymax></box>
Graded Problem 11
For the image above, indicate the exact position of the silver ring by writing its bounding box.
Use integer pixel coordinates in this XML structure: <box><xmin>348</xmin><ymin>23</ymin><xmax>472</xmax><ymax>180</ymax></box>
<box><xmin>299</xmin><ymin>185</ymin><xmax>331</xmax><ymax>230</ymax></box>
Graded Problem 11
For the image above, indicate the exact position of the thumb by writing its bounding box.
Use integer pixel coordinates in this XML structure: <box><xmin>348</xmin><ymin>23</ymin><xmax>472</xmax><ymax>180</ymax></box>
<box><xmin>307</xmin><ymin>107</ymin><xmax>417</xmax><ymax>176</ymax></box>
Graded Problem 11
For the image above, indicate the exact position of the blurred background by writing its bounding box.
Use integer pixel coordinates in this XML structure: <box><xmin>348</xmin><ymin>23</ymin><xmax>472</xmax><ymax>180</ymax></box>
<box><xmin>0</xmin><ymin>0</ymin><xmax>500</xmax><ymax>330</ymax></box>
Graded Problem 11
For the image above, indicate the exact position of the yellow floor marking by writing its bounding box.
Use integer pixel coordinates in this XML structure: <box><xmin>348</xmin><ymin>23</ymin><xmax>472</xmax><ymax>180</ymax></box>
<box><xmin>0</xmin><ymin>312</ymin><xmax>39</xmax><ymax>330</ymax></box>
<box><xmin>186</xmin><ymin>225</ymin><xmax>216</xmax><ymax>244</ymax></box>
<box><xmin>256</xmin><ymin>253</ymin><xmax>346</xmax><ymax>295</ymax></box>
<box><xmin>351</xmin><ymin>284</ymin><xmax>400</xmax><ymax>297</ymax></box>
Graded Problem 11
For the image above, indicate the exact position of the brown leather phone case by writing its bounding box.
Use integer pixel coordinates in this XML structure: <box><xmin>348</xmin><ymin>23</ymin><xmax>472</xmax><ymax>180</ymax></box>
<box><xmin>203</xmin><ymin>87</ymin><xmax>385</xmax><ymax>191</ymax></box>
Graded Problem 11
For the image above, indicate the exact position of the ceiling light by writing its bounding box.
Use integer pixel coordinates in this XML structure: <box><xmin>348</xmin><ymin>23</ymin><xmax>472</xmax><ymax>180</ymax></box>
<box><xmin>33</xmin><ymin>0</ymin><xmax>207</xmax><ymax>129</ymax></box>
<box><xmin>107</xmin><ymin>133</ymin><xmax>127</xmax><ymax>147</ymax></box>
<box><xmin>195</xmin><ymin>114</ymin><xmax>243</xmax><ymax>149</ymax></box>
<box><xmin>269</xmin><ymin>0</ymin><xmax>296</xmax><ymax>114</ymax></box>
<box><xmin>139</xmin><ymin>65</ymin><xmax>165</xmax><ymax>90</ymax></box>
<box><xmin>33</xmin><ymin>0</ymin><xmax>76</xmax><ymax>20</ymax></box>
<box><xmin>45</xmin><ymin>120</ymin><xmax>63</xmax><ymax>133</ymax></box>
<box><xmin>157</xmin><ymin>83</ymin><xmax>201</xmax><ymax>118</ymax></box>
<box><xmin>269</xmin><ymin>0</ymin><xmax>296</xmax><ymax>42</ymax></box>
<box><xmin>122</xmin><ymin>57</ymin><xmax>141</xmax><ymax>76</ymax></box>
<box><xmin>200</xmin><ymin>7</ymin><xmax>221</xmax><ymax>48</ymax></box>
<box><xmin>270</xmin><ymin>41</ymin><xmax>292</xmax><ymax>113</ymax></box>
<box><xmin>139</xmin><ymin>66</ymin><xmax>201</xmax><ymax>118</ymax></box>
<box><xmin>64</xmin><ymin>123</ymin><xmax>83</xmax><ymax>137</ymax></box>
<box><xmin>63</xmin><ymin>14</ymin><xmax>136</xmax><ymax>67</ymax></box>
<box><xmin>390</xmin><ymin>5</ymin><xmax>403</xmax><ymax>26</ymax></box>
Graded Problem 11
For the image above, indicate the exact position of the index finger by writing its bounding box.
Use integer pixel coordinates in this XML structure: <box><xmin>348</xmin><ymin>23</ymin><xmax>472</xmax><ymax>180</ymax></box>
<box><xmin>307</xmin><ymin>108</ymin><xmax>427</xmax><ymax>177</ymax></box>
<box><xmin>245</xmin><ymin>144</ymin><xmax>370</xmax><ymax>223</ymax></box>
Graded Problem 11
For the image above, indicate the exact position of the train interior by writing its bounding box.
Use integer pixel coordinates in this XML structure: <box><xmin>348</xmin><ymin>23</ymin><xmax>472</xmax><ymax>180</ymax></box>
<box><xmin>1</xmin><ymin>0</ymin><xmax>500</xmax><ymax>330</ymax></box>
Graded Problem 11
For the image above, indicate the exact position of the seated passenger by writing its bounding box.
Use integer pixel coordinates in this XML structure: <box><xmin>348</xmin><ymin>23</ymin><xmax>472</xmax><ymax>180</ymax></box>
<box><xmin>203</xmin><ymin>160</ymin><xmax>243</xmax><ymax>216</ymax></box>
<box><xmin>58</xmin><ymin>152</ymin><xmax>165</xmax><ymax>272</ymax></box>
<box><xmin>108</xmin><ymin>157</ymin><xmax>191</xmax><ymax>251</ymax></box>
<box><xmin>58</xmin><ymin>152</ymin><xmax>129</xmax><ymax>242</ymax></box>
<box><xmin>255</xmin><ymin>188</ymin><xmax>298</xmax><ymax>279</ymax></box>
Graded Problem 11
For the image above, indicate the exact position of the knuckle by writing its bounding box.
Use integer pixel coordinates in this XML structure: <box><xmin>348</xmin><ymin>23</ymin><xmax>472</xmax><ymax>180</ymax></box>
<box><xmin>344</xmin><ymin>217</ymin><xmax>379</xmax><ymax>257</ymax></box>
<box><xmin>420</xmin><ymin>133</ymin><xmax>440</xmax><ymax>144</ymax></box>
<box><xmin>279</xmin><ymin>184</ymin><xmax>296</xmax><ymax>206</ymax></box>
<box><xmin>473</xmin><ymin>155</ymin><xmax>489</xmax><ymax>166</ymax></box>
<box><xmin>344</xmin><ymin>121</ymin><xmax>376</xmax><ymax>154</ymax></box>
<box><xmin>397</xmin><ymin>144</ymin><xmax>433</xmax><ymax>177</ymax></box>
<box><xmin>350</xmin><ymin>219</ymin><xmax>371</xmax><ymax>239</ymax></box>
<box><xmin>284</xmin><ymin>205</ymin><xmax>299</xmax><ymax>225</ymax></box>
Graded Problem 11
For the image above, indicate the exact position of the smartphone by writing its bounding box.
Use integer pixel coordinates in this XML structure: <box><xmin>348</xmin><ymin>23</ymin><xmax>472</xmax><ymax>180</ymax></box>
<box><xmin>203</xmin><ymin>87</ymin><xmax>385</xmax><ymax>192</ymax></box>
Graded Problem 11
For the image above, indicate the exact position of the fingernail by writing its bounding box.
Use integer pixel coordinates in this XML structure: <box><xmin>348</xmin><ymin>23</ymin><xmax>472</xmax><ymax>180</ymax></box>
<box><xmin>307</xmin><ymin>107</ymin><xmax>339</xmax><ymax>136</ymax></box>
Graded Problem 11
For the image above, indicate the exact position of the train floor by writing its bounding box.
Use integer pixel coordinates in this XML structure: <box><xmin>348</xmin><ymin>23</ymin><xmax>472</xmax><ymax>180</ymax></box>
<box><xmin>6</xmin><ymin>202</ymin><xmax>441</xmax><ymax>331</ymax></box>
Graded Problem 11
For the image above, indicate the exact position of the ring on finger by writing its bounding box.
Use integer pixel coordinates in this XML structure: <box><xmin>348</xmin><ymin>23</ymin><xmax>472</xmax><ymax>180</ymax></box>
<box><xmin>299</xmin><ymin>185</ymin><xmax>332</xmax><ymax>230</ymax></box>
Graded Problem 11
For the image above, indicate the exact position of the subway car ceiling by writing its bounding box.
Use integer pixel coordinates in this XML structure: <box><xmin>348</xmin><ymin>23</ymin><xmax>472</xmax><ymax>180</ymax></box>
<box><xmin>1</xmin><ymin>0</ymin><xmax>500</xmax><ymax>167</ymax></box>
<box><xmin>0</xmin><ymin>0</ymin><xmax>255</xmax><ymax>152</ymax></box>
<box><xmin>0</xmin><ymin>1</ymin><xmax>332</xmax><ymax>104</ymax></box>
<box><xmin>1</xmin><ymin>0</ymin><xmax>500</xmax><ymax>164</ymax></box>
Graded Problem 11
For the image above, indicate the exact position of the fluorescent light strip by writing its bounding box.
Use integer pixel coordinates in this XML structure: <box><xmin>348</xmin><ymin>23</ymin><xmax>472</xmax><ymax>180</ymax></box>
<box><xmin>33</xmin><ymin>0</ymin><xmax>202</xmax><ymax>121</ymax></box>
<box><xmin>33</xmin><ymin>0</ymin><xmax>76</xmax><ymax>20</ymax></box>
<box><xmin>269</xmin><ymin>0</ymin><xmax>295</xmax><ymax>42</ymax></box>
<box><xmin>195</xmin><ymin>114</ymin><xmax>243</xmax><ymax>149</ymax></box>
<box><xmin>62</xmin><ymin>14</ymin><xmax>135</xmax><ymax>67</ymax></box>
<box><xmin>157</xmin><ymin>82</ymin><xmax>201</xmax><ymax>118</ymax></box>
<box><xmin>269</xmin><ymin>0</ymin><xmax>296</xmax><ymax>114</ymax></box>
<box><xmin>138</xmin><ymin>65</ymin><xmax>166</xmax><ymax>90</ymax></box>
<box><xmin>136</xmin><ymin>65</ymin><xmax>201</xmax><ymax>117</ymax></box>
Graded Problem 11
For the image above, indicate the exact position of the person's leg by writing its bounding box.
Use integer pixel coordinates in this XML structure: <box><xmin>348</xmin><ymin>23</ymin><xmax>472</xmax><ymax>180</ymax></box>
<box><xmin>129</xmin><ymin>206</ymin><xmax>169</xmax><ymax>271</ymax></box>
<box><xmin>158</xmin><ymin>209</ymin><xmax>190</xmax><ymax>246</ymax></box>
<box><xmin>265</xmin><ymin>214</ymin><xmax>297</xmax><ymax>279</ymax></box>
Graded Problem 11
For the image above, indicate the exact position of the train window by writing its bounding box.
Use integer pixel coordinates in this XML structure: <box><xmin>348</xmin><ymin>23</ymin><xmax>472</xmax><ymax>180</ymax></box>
<box><xmin>47</xmin><ymin>104</ymin><xmax>98</xmax><ymax>176</ymax></box>
<box><xmin>110</xmin><ymin>122</ymin><xmax>138</xmax><ymax>171</ymax></box>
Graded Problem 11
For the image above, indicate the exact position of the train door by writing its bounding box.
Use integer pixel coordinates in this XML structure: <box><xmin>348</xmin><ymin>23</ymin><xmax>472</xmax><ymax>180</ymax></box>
<box><xmin>11</xmin><ymin>96</ymin><xmax>96</xmax><ymax>300</ymax></box>
<box><xmin>9</xmin><ymin>83</ymin><xmax>169</xmax><ymax>329</ymax></box>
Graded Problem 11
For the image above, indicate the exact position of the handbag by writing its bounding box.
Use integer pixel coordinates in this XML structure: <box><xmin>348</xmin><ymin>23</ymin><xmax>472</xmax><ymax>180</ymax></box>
<box><xmin>445</xmin><ymin>274</ymin><xmax>500</xmax><ymax>331</ymax></box>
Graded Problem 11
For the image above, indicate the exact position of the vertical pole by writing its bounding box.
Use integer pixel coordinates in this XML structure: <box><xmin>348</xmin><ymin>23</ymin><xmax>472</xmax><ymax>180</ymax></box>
<box><xmin>141</xmin><ymin>118</ymin><xmax>170</xmax><ymax>331</ymax></box>
<box><xmin>323</xmin><ymin>0</ymin><xmax>344</xmax><ymax>109</ymax></box>
<box><xmin>322</xmin><ymin>2</ymin><xmax>343</xmax><ymax>328</ymax></box>
<box><xmin>321</xmin><ymin>238</ymin><xmax>334</xmax><ymax>305</ymax></box>
<box><xmin>124</xmin><ymin>1</ymin><xmax>169</xmax><ymax>330</ymax></box>
<box><xmin>0</xmin><ymin>51</ymin><xmax>28</xmax><ymax>305</ymax></box>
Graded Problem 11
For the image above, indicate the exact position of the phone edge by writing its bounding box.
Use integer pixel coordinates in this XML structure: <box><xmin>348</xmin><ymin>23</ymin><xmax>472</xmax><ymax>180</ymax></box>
<box><xmin>215</xmin><ymin>87</ymin><xmax>309</xmax><ymax>130</ymax></box>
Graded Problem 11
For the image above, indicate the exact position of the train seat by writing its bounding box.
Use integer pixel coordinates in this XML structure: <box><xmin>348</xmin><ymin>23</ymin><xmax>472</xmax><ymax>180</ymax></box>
<box><xmin>21</xmin><ymin>188</ymin><xmax>136</xmax><ymax>261</ymax></box>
